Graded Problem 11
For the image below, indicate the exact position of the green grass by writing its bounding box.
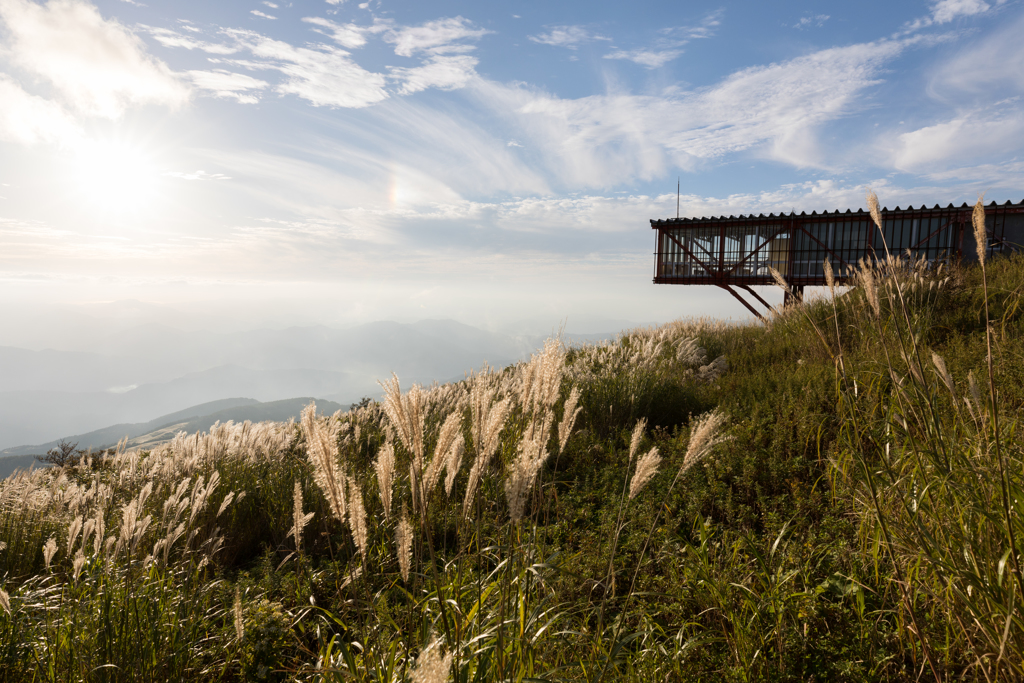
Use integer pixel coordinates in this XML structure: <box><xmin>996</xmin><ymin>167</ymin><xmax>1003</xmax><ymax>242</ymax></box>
<box><xmin>2</xmin><ymin>242</ymin><xmax>1024</xmax><ymax>681</ymax></box>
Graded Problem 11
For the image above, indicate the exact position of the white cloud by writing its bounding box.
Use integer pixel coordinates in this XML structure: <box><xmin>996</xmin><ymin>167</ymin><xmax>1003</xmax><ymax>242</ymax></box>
<box><xmin>794</xmin><ymin>14</ymin><xmax>830</xmax><ymax>29</ymax></box>
<box><xmin>188</xmin><ymin>69</ymin><xmax>268</xmax><ymax>104</ymax></box>
<box><xmin>224</xmin><ymin>28</ymin><xmax>388</xmax><ymax>107</ymax></box>
<box><xmin>164</xmin><ymin>170</ymin><xmax>231</xmax><ymax>180</ymax></box>
<box><xmin>389</xmin><ymin>55</ymin><xmax>478</xmax><ymax>94</ymax></box>
<box><xmin>606</xmin><ymin>11</ymin><xmax>721</xmax><ymax>68</ymax></box>
<box><xmin>477</xmin><ymin>38</ymin><xmax>908</xmax><ymax>187</ymax></box>
<box><xmin>604</xmin><ymin>49</ymin><xmax>683</xmax><ymax>68</ymax></box>
<box><xmin>143</xmin><ymin>26</ymin><xmax>238</xmax><ymax>54</ymax></box>
<box><xmin>889</xmin><ymin>105</ymin><xmax>1024</xmax><ymax>172</ymax></box>
<box><xmin>528</xmin><ymin>25</ymin><xmax>610</xmax><ymax>49</ymax></box>
<box><xmin>928</xmin><ymin>10</ymin><xmax>1024</xmax><ymax>97</ymax></box>
<box><xmin>0</xmin><ymin>74</ymin><xmax>83</xmax><ymax>145</ymax></box>
<box><xmin>0</xmin><ymin>0</ymin><xmax>189</xmax><ymax>118</ymax></box>
<box><xmin>385</xmin><ymin>17</ymin><xmax>490</xmax><ymax>57</ymax></box>
<box><xmin>302</xmin><ymin>16</ymin><xmax>381</xmax><ymax>48</ymax></box>
<box><xmin>904</xmin><ymin>0</ymin><xmax>1002</xmax><ymax>32</ymax></box>
<box><xmin>263</xmin><ymin>1</ymin><xmax>278</xmax><ymax>8</ymax></box>
<box><xmin>250</xmin><ymin>9</ymin><xmax>276</xmax><ymax>19</ymax></box>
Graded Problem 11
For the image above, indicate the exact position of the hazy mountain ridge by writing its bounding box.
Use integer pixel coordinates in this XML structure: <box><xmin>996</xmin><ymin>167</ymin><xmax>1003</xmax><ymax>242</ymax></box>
<box><xmin>0</xmin><ymin>396</ymin><xmax>347</xmax><ymax>479</ymax></box>
<box><xmin>0</xmin><ymin>319</ymin><xmax>609</xmax><ymax>450</ymax></box>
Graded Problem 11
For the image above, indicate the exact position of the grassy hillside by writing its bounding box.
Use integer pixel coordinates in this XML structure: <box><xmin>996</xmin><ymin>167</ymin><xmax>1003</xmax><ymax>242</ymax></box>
<box><xmin>1</xmin><ymin>225</ymin><xmax>1023</xmax><ymax>679</ymax></box>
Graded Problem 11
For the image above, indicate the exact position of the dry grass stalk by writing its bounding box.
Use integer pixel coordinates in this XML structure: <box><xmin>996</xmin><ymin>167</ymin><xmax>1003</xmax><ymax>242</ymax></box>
<box><xmin>629</xmin><ymin>447</ymin><xmax>661</xmax><ymax>500</ymax></box>
<box><xmin>867</xmin><ymin>189</ymin><xmax>882</xmax><ymax>230</ymax></box>
<box><xmin>348</xmin><ymin>476</ymin><xmax>368</xmax><ymax>561</ymax></box>
<box><xmin>464</xmin><ymin>383</ymin><xmax>511</xmax><ymax>515</ymax></box>
<box><xmin>858</xmin><ymin>259</ymin><xmax>881</xmax><ymax>318</ymax></box>
<box><xmin>504</xmin><ymin>411</ymin><xmax>554</xmax><ymax>522</ymax></box>
<box><xmin>380</xmin><ymin>374</ymin><xmax>426</xmax><ymax>468</ymax></box>
<box><xmin>931</xmin><ymin>352</ymin><xmax>955</xmax><ymax>397</ymax></box>
<box><xmin>444</xmin><ymin>434</ymin><xmax>465</xmax><ymax>496</ymax></box>
<box><xmin>374</xmin><ymin>441</ymin><xmax>395</xmax><ymax>520</ymax></box>
<box><xmin>424</xmin><ymin>411</ymin><xmax>463</xmax><ymax>496</ymax></box>
<box><xmin>679</xmin><ymin>410</ymin><xmax>729</xmax><ymax>478</ymax></box>
<box><xmin>233</xmin><ymin>588</ymin><xmax>244</xmax><ymax>641</ymax></box>
<box><xmin>973</xmin><ymin>194</ymin><xmax>988</xmax><ymax>265</ymax></box>
<box><xmin>769</xmin><ymin>266</ymin><xmax>791</xmax><ymax>295</ymax></box>
<box><xmin>43</xmin><ymin>536</ymin><xmax>57</xmax><ymax>570</ymax></box>
<box><xmin>824</xmin><ymin>258</ymin><xmax>835</xmax><ymax>294</ymax></box>
<box><xmin>397</xmin><ymin>505</ymin><xmax>413</xmax><ymax>583</ymax></box>
<box><xmin>629</xmin><ymin>418</ymin><xmax>647</xmax><ymax>463</ymax></box>
<box><xmin>289</xmin><ymin>481</ymin><xmax>314</xmax><ymax>554</ymax></box>
<box><xmin>558</xmin><ymin>385</ymin><xmax>582</xmax><ymax>454</ymax></box>
<box><xmin>410</xmin><ymin>639</ymin><xmax>453</xmax><ymax>683</ymax></box>
<box><xmin>302</xmin><ymin>403</ymin><xmax>347</xmax><ymax>524</ymax></box>
<box><xmin>0</xmin><ymin>588</ymin><xmax>9</xmax><ymax>616</ymax></box>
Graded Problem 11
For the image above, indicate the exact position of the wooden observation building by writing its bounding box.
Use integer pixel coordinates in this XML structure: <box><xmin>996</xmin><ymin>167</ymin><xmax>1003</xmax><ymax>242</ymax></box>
<box><xmin>651</xmin><ymin>199</ymin><xmax>1024</xmax><ymax>319</ymax></box>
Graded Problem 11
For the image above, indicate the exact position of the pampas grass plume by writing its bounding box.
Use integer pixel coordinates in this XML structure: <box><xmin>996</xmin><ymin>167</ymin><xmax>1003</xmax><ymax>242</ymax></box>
<box><xmin>973</xmin><ymin>194</ymin><xmax>987</xmax><ymax>265</ymax></box>
<box><xmin>410</xmin><ymin>639</ymin><xmax>453</xmax><ymax>683</ymax></box>
<box><xmin>374</xmin><ymin>441</ymin><xmax>395</xmax><ymax>520</ymax></box>
<box><xmin>867</xmin><ymin>189</ymin><xmax>882</xmax><ymax>230</ymax></box>
<box><xmin>348</xmin><ymin>476</ymin><xmax>368</xmax><ymax>561</ymax></box>
<box><xmin>629</xmin><ymin>446</ymin><xmax>661</xmax><ymax>500</ymax></box>
<box><xmin>397</xmin><ymin>506</ymin><xmax>413</xmax><ymax>583</ymax></box>
<box><xmin>629</xmin><ymin>418</ymin><xmax>647</xmax><ymax>463</ymax></box>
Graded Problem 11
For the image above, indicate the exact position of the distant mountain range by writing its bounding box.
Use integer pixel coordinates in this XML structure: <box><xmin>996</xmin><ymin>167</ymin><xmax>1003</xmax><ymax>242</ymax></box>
<box><xmin>0</xmin><ymin>317</ymin><xmax>620</xmax><ymax>453</ymax></box>
<box><xmin>0</xmin><ymin>396</ymin><xmax>346</xmax><ymax>479</ymax></box>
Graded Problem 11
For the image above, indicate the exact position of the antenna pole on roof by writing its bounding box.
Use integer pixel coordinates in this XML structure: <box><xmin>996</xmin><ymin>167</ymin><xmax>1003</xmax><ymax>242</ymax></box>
<box><xmin>676</xmin><ymin>177</ymin><xmax>680</xmax><ymax>220</ymax></box>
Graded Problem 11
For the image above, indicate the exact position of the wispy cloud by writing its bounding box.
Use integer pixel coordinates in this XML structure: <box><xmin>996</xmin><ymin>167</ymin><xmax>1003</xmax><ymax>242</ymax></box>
<box><xmin>0</xmin><ymin>75</ymin><xmax>83</xmax><ymax>145</ymax></box>
<box><xmin>302</xmin><ymin>16</ymin><xmax>387</xmax><ymax>49</ymax></box>
<box><xmin>0</xmin><ymin>0</ymin><xmax>189</xmax><ymax>118</ymax></box>
<box><xmin>484</xmin><ymin>37</ymin><xmax>909</xmax><ymax>187</ymax></box>
<box><xmin>904</xmin><ymin>0</ymin><xmax>1003</xmax><ymax>32</ymax></box>
<box><xmin>888</xmin><ymin>103</ymin><xmax>1024</xmax><ymax>172</ymax></box>
<box><xmin>928</xmin><ymin>9</ymin><xmax>1024</xmax><ymax>97</ymax></box>
<box><xmin>188</xmin><ymin>70</ymin><xmax>268</xmax><ymax>104</ymax></box>
<box><xmin>603</xmin><ymin>49</ymin><xmax>682</xmax><ymax>68</ymax></box>
<box><xmin>605</xmin><ymin>10</ymin><xmax>721</xmax><ymax>68</ymax></box>
<box><xmin>222</xmin><ymin>28</ymin><xmax>388</xmax><ymax>108</ymax></box>
<box><xmin>251</xmin><ymin>10</ymin><xmax>276</xmax><ymax>19</ymax></box>
<box><xmin>528</xmin><ymin>25</ymin><xmax>610</xmax><ymax>49</ymax></box>
<box><xmin>385</xmin><ymin>16</ymin><xmax>491</xmax><ymax>57</ymax></box>
<box><xmin>143</xmin><ymin>26</ymin><xmax>238</xmax><ymax>54</ymax></box>
<box><xmin>389</xmin><ymin>55</ymin><xmax>478</xmax><ymax>94</ymax></box>
<box><xmin>794</xmin><ymin>14</ymin><xmax>830</xmax><ymax>29</ymax></box>
<box><xmin>164</xmin><ymin>170</ymin><xmax>232</xmax><ymax>181</ymax></box>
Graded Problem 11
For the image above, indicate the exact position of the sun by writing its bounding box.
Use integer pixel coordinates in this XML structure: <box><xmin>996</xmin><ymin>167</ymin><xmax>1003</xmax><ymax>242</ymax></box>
<box><xmin>71</xmin><ymin>139</ymin><xmax>159</xmax><ymax>213</ymax></box>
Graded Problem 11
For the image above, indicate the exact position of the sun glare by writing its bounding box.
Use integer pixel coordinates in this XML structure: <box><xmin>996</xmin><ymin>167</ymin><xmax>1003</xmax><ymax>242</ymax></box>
<box><xmin>71</xmin><ymin>139</ymin><xmax>159</xmax><ymax>213</ymax></box>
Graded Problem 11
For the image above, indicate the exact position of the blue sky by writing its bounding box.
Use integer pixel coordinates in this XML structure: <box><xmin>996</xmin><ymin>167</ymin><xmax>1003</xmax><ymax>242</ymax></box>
<box><xmin>0</xmin><ymin>0</ymin><xmax>1022</xmax><ymax>333</ymax></box>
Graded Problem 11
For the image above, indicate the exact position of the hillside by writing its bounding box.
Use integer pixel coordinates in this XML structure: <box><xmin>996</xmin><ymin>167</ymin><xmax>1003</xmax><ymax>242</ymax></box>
<box><xmin>1</xmin><ymin>247</ymin><xmax>1023</xmax><ymax>681</ymax></box>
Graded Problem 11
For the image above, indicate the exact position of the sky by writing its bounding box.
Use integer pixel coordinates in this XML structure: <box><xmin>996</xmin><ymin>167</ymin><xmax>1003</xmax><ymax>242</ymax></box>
<box><xmin>1</xmin><ymin>0</ymin><xmax>1023</xmax><ymax>337</ymax></box>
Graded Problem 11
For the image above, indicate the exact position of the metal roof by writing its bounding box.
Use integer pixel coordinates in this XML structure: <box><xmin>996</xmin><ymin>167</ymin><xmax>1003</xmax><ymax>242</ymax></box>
<box><xmin>650</xmin><ymin>199</ymin><xmax>1024</xmax><ymax>226</ymax></box>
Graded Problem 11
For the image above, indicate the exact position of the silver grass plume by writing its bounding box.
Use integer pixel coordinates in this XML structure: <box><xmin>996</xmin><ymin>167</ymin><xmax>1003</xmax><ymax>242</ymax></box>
<box><xmin>374</xmin><ymin>441</ymin><xmax>396</xmax><ymax>520</ymax></box>
<box><xmin>424</xmin><ymin>411</ymin><xmax>463</xmax><ymax>497</ymax></box>
<box><xmin>43</xmin><ymin>536</ymin><xmax>57</xmax><ymax>570</ymax></box>
<box><xmin>769</xmin><ymin>266</ymin><xmax>791</xmax><ymax>296</ymax></box>
<box><xmin>0</xmin><ymin>588</ymin><xmax>9</xmax><ymax>616</ymax></box>
<box><xmin>931</xmin><ymin>352</ymin><xmax>955</xmax><ymax>397</ymax></box>
<box><xmin>72</xmin><ymin>550</ymin><xmax>86</xmax><ymax>584</ymax></box>
<box><xmin>973</xmin><ymin>194</ymin><xmax>987</xmax><ymax>265</ymax></box>
<box><xmin>867</xmin><ymin>189</ymin><xmax>882</xmax><ymax>230</ymax></box>
<box><xmin>233</xmin><ymin>588</ymin><xmax>244</xmax><ymax>641</ymax></box>
<box><xmin>858</xmin><ymin>259</ymin><xmax>881</xmax><ymax>318</ymax></box>
<box><xmin>558</xmin><ymin>385</ymin><xmax>582</xmax><ymax>454</ymax></box>
<box><xmin>67</xmin><ymin>515</ymin><xmax>83</xmax><ymax>557</ymax></box>
<box><xmin>823</xmin><ymin>259</ymin><xmax>835</xmax><ymax>295</ymax></box>
<box><xmin>289</xmin><ymin>481</ymin><xmax>314</xmax><ymax>554</ymax></box>
<box><xmin>677</xmin><ymin>410</ymin><xmax>730</xmax><ymax>480</ymax></box>
<box><xmin>504</xmin><ymin>410</ymin><xmax>554</xmax><ymax>522</ymax></box>
<box><xmin>396</xmin><ymin>505</ymin><xmax>413</xmax><ymax>583</ymax></box>
<box><xmin>444</xmin><ymin>434</ymin><xmax>465</xmax><ymax>497</ymax></box>
<box><xmin>629</xmin><ymin>447</ymin><xmax>661</xmax><ymax>500</ymax></box>
<box><xmin>348</xmin><ymin>476</ymin><xmax>368</xmax><ymax>561</ymax></box>
<box><xmin>380</xmin><ymin>374</ymin><xmax>426</xmax><ymax>468</ymax></box>
<box><xmin>629</xmin><ymin>418</ymin><xmax>647</xmax><ymax>463</ymax></box>
<box><xmin>464</xmin><ymin>381</ymin><xmax>511</xmax><ymax>515</ymax></box>
<box><xmin>301</xmin><ymin>403</ymin><xmax>347</xmax><ymax>524</ymax></box>
<box><xmin>410</xmin><ymin>639</ymin><xmax>454</xmax><ymax>683</ymax></box>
